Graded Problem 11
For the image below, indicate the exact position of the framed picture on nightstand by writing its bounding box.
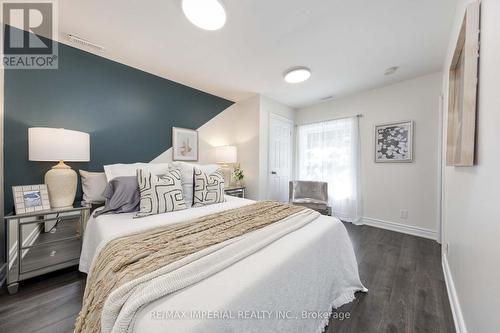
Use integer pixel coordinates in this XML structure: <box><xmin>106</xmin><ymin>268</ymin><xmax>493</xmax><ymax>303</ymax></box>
<box><xmin>12</xmin><ymin>184</ymin><xmax>51</xmax><ymax>214</ymax></box>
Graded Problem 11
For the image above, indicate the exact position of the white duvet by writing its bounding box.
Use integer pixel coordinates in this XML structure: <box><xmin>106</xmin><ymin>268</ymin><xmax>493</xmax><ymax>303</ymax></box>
<box><xmin>80</xmin><ymin>196</ymin><xmax>366</xmax><ymax>333</ymax></box>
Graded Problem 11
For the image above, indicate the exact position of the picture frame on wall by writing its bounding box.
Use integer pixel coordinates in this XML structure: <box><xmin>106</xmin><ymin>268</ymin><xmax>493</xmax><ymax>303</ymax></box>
<box><xmin>172</xmin><ymin>127</ymin><xmax>199</xmax><ymax>161</ymax></box>
<box><xmin>446</xmin><ymin>1</ymin><xmax>480</xmax><ymax>166</ymax></box>
<box><xmin>375</xmin><ymin>121</ymin><xmax>414</xmax><ymax>163</ymax></box>
<box><xmin>12</xmin><ymin>184</ymin><xmax>51</xmax><ymax>214</ymax></box>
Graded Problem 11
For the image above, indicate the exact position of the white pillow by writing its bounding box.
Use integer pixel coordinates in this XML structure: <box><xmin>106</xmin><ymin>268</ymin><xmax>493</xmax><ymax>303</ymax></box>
<box><xmin>79</xmin><ymin>170</ymin><xmax>107</xmax><ymax>203</ymax></box>
<box><xmin>171</xmin><ymin>162</ymin><xmax>219</xmax><ymax>207</ymax></box>
<box><xmin>135</xmin><ymin>168</ymin><xmax>186</xmax><ymax>218</ymax></box>
<box><xmin>192</xmin><ymin>168</ymin><xmax>225</xmax><ymax>207</ymax></box>
<box><xmin>104</xmin><ymin>163</ymin><xmax>170</xmax><ymax>181</ymax></box>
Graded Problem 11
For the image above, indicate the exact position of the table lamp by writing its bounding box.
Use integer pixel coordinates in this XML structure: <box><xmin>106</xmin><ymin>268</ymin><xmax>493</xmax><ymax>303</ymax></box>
<box><xmin>215</xmin><ymin>145</ymin><xmax>237</xmax><ymax>187</ymax></box>
<box><xmin>28</xmin><ymin>127</ymin><xmax>90</xmax><ymax>208</ymax></box>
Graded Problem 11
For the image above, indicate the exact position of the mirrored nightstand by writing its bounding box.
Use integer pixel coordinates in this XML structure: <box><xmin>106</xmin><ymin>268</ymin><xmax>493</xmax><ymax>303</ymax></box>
<box><xmin>4</xmin><ymin>203</ymin><xmax>90</xmax><ymax>294</ymax></box>
<box><xmin>224</xmin><ymin>186</ymin><xmax>245</xmax><ymax>198</ymax></box>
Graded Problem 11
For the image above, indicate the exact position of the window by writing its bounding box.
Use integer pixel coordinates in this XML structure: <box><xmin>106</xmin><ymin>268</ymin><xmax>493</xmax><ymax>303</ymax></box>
<box><xmin>297</xmin><ymin>116</ymin><xmax>361</xmax><ymax>222</ymax></box>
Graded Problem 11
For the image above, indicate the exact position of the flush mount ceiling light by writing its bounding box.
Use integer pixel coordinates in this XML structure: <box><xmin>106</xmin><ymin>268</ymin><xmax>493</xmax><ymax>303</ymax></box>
<box><xmin>384</xmin><ymin>66</ymin><xmax>400</xmax><ymax>75</ymax></box>
<box><xmin>283</xmin><ymin>67</ymin><xmax>311</xmax><ymax>84</ymax></box>
<box><xmin>182</xmin><ymin>0</ymin><xmax>226</xmax><ymax>31</ymax></box>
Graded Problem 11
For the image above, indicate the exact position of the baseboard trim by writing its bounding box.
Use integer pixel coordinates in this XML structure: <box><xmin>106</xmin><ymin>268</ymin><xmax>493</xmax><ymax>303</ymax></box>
<box><xmin>361</xmin><ymin>217</ymin><xmax>438</xmax><ymax>240</ymax></box>
<box><xmin>442</xmin><ymin>254</ymin><xmax>467</xmax><ymax>333</ymax></box>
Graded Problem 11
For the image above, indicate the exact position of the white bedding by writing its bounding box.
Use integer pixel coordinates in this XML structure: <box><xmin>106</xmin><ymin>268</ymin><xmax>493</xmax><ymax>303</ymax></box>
<box><xmin>80</xmin><ymin>196</ymin><xmax>366</xmax><ymax>333</ymax></box>
<box><xmin>80</xmin><ymin>196</ymin><xmax>255</xmax><ymax>273</ymax></box>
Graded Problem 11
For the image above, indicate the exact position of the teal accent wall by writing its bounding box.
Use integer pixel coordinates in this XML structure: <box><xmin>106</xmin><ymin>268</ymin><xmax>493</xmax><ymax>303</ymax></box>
<box><xmin>3</xmin><ymin>40</ymin><xmax>233</xmax><ymax>212</ymax></box>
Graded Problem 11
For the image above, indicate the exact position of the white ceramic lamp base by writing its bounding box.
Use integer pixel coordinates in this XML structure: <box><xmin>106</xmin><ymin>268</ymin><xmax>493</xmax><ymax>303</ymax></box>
<box><xmin>219</xmin><ymin>164</ymin><xmax>234</xmax><ymax>188</ymax></box>
<box><xmin>44</xmin><ymin>161</ymin><xmax>77</xmax><ymax>208</ymax></box>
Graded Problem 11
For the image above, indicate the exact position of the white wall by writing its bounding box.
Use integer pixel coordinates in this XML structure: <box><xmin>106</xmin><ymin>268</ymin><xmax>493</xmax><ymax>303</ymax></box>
<box><xmin>441</xmin><ymin>1</ymin><xmax>500</xmax><ymax>332</ymax></box>
<box><xmin>152</xmin><ymin>95</ymin><xmax>260</xmax><ymax>199</ymax></box>
<box><xmin>153</xmin><ymin>94</ymin><xmax>296</xmax><ymax>201</ymax></box>
<box><xmin>296</xmin><ymin>72</ymin><xmax>442</xmax><ymax>239</ymax></box>
<box><xmin>152</xmin><ymin>95</ymin><xmax>261</xmax><ymax>200</ymax></box>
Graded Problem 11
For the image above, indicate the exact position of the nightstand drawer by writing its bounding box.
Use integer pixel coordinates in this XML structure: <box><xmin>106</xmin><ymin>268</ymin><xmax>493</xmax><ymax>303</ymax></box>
<box><xmin>18</xmin><ymin>216</ymin><xmax>82</xmax><ymax>274</ymax></box>
<box><xmin>18</xmin><ymin>214</ymin><xmax>81</xmax><ymax>244</ymax></box>
<box><xmin>20</xmin><ymin>237</ymin><xmax>81</xmax><ymax>274</ymax></box>
<box><xmin>224</xmin><ymin>187</ymin><xmax>245</xmax><ymax>198</ymax></box>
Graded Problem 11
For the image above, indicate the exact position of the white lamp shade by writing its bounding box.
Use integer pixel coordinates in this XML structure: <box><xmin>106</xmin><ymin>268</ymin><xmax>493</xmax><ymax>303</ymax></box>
<box><xmin>29</xmin><ymin>127</ymin><xmax>90</xmax><ymax>162</ymax></box>
<box><xmin>215</xmin><ymin>145</ymin><xmax>237</xmax><ymax>164</ymax></box>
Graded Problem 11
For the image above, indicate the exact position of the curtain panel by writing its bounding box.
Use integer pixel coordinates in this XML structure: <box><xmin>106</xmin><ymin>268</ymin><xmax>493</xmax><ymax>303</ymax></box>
<box><xmin>297</xmin><ymin>116</ymin><xmax>362</xmax><ymax>223</ymax></box>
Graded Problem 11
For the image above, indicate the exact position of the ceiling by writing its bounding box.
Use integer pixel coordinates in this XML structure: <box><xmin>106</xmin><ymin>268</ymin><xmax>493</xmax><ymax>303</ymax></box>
<box><xmin>59</xmin><ymin>0</ymin><xmax>457</xmax><ymax>108</ymax></box>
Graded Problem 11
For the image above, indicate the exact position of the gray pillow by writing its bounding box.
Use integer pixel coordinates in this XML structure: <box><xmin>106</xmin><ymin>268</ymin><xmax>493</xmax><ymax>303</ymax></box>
<box><xmin>79</xmin><ymin>170</ymin><xmax>107</xmax><ymax>203</ymax></box>
<box><xmin>94</xmin><ymin>176</ymin><xmax>140</xmax><ymax>217</ymax></box>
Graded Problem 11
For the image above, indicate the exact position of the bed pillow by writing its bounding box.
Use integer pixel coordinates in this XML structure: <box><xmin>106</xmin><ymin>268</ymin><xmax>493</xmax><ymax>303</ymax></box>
<box><xmin>192</xmin><ymin>167</ymin><xmax>225</xmax><ymax>207</ymax></box>
<box><xmin>79</xmin><ymin>170</ymin><xmax>107</xmax><ymax>203</ymax></box>
<box><xmin>171</xmin><ymin>162</ymin><xmax>219</xmax><ymax>207</ymax></box>
<box><xmin>104</xmin><ymin>162</ymin><xmax>170</xmax><ymax>181</ymax></box>
<box><xmin>135</xmin><ymin>168</ymin><xmax>187</xmax><ymax>218</ymax></box>
<box><xmin>93</xmin><ymin>176</ymin><xmax>140</xmax><ymax>217</ymax></box>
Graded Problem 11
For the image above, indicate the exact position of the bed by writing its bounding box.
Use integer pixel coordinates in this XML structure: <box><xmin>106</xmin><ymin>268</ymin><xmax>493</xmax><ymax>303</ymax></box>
<box><xmin>79</xmin><ymin>196</ymin><xmax>366</xmax><ymax>333</ymax></box>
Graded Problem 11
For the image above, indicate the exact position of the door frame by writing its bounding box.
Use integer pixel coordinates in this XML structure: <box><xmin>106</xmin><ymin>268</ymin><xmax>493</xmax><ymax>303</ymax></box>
<box><xmin>438</xmin><ymin>93</ymin><xmax>444</xmax><ymax>245</ymax></box>
<box><xmin>267</xmin><ymin>113</ymin><xmax>294</xmax><ymax>202</ymax></box>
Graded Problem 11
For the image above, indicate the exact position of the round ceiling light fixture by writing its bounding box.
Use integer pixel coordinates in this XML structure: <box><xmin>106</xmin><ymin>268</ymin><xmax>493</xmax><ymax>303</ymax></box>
<box><xmin>283</xmin><ymin>67</ymin><xmax>311</xmax><ymax>84</ymax></box>
<box><xmin>182</xmin><ymin>0</ymin><xmax>226</xmax><ymax>31</ymax></box>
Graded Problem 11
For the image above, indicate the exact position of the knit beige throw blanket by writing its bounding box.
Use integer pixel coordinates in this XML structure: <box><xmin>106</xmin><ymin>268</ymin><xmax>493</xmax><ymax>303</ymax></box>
<box><xmin>74</xmin><ymin>201</ymin><xmax>306</xmax><ymax>333</ymax></box>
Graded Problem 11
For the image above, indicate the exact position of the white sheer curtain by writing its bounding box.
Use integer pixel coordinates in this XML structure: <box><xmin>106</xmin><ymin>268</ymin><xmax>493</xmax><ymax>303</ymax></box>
<box><xmin>297</xmin><ymin>116</ymin><xmax>362</xmax><ymax>223</ymax></box>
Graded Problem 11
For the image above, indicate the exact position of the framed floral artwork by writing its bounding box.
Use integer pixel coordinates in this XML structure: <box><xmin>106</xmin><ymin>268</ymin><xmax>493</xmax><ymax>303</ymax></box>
<box><xmin>172</xmin><ymin>127</ymin><xmax>198</xmax><ymax>161</ymax></box>
<box><xmin>375</xmin><ymin>121</ymin><xmax>414</xmax><ymax>163</ymax></box>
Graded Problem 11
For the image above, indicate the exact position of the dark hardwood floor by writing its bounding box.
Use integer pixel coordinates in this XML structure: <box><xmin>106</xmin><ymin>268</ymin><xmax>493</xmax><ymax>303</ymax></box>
<box><xmin>0</xmin><ymin>223</ymin><xmax>455</xmax><ymax>333</ymax></box>
<box><xmin>327</xmin><ymin>223</ymin><xmax>455</xmax><ymax>333</ymax></box>
<box><xmin>0</xmin><ymin>267</ymin><xmax>85</xmax><ymax>333</ymax></box>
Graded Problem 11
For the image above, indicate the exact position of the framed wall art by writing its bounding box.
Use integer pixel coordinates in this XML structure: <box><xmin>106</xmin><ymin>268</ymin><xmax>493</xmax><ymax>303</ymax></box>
<box><xmin>172</xmin><ymin>127</ymin><xmax>198</xmax><ymax>161</ymax></box>
<box><xmin>375</xmin><ymin>121</ymin><xmax>414</xmax><ymax>163</ymax></box>
<box><xmin>446</xmin><ymin>1</ymin><xmax>480</xmax><ymax>166</ymax></box>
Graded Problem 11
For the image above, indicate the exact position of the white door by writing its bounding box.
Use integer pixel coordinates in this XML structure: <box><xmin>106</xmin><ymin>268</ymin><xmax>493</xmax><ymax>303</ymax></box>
<box><xmin>268</xmin><ymin>114</ymin><xmax>293</xmax><ymax>202</ymax></box>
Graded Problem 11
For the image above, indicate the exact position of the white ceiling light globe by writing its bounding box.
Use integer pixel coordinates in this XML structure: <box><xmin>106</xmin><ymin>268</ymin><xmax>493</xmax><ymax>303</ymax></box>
<box><xmin>284</xmin><ymin>67</ymin><xmax>311</xmax><ymax>84</ymax></box>
<box><xmin>182</xmin><ymin>0</ymin><xmax>226</xmax><ymax>31</ymax></box>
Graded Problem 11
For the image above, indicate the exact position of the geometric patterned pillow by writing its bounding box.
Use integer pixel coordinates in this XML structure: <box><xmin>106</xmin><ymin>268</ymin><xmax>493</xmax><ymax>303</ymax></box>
<box><xmin>135</xmin><ymin>168</ymin><xmax>186</xmax><ymax>218</ymax></box>
<box><xmin>192</xmin><ymin>167</ymin><xmax>225</xmax><ymax>207</ymax></box>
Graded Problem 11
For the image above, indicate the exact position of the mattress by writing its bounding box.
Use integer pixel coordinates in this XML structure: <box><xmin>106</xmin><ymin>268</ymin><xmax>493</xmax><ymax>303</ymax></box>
<box><xmin>79</xmin><ymin>196</ymin><xmax>366</xmax><ymax>333</ymax></box>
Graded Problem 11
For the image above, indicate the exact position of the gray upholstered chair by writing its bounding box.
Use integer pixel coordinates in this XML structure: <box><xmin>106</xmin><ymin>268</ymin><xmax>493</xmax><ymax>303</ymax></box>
<box><xmin>289</xmin><ymin>181</ymin><xmax>330</xmax><ymax>215</ymax></box>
